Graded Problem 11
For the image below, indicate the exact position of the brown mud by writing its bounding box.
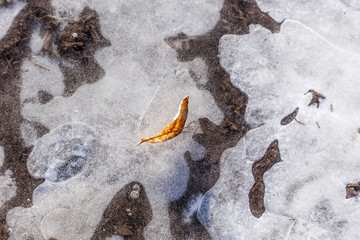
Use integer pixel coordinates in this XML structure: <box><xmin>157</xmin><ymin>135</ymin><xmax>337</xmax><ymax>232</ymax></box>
<box><xmin>249</xmin><ymin>140</ymin><xmax>281</xmax><ymax>218</ymax></box>
<box><xmin>91</xmin><ymin>182</ymin><xmax>152</xmax><ymax>240</ymax></box>
<box><xmin>165</xmin><ymin>0</ymin><xmax>281</xmax><ymax>238</ymax></box>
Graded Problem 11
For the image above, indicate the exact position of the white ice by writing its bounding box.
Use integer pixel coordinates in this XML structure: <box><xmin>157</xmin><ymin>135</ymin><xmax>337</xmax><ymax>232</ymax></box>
<box><xmin>0</xmin><ymin>146</ymin><xmax>17</xmax><ymax>208</ymax></box>
<box><xmin>198</xmin><ymin>20</ymin><xmax>360</xmax><ymax>239</ymax></box>
<box><xmin>256</xmin><ymin>0</ymin><xmax>360</xmax><ymax>54</ymax></box>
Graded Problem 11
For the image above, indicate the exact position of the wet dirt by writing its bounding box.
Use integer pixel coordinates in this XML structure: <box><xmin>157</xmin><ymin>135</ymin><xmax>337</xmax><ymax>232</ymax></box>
<box><xmin>91</xmin><ymin>182</ymin><xmax>152</xmax><ymax>240</ymax></box>
<box><xmin>249</xmin><ymin>140</ymin><xmax>281</xmax><ymax>218</ymax></box>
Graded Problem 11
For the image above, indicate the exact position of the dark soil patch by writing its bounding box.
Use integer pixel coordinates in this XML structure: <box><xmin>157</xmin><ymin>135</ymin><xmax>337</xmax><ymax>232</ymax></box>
<box><xmin>249</xmin><ymin>140</ymin><xmax>281</xmax><ymax>218</ymax></box>
<box><xmin>55</xmin><ymin>7</ymin><xmax>111</xmax><ymax>97</ymax></box>
<box><xmin>165</xmin><ymin>0</ymin><xmax>281</xmax><ymax>238</ymax></box>
<box><xmin>37</xmin><ymin>89</ymin><xmax>53</xmax><ymax>104</ymax></box>
<box><xmin>91</xmin><ymin>182</ymin><xmax>152</xmax><ymax>240</ymax></box>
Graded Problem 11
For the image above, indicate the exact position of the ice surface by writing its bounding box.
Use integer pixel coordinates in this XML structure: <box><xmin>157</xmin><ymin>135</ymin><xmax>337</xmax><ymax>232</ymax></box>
<box><xmin>0</xmin><ymin>147</ymin><xmax>17</xmax><ymax>208</ymax></box>
<box><xmin>0</xmin><ymin>170</ymin><xmax>17</xmax><ymax>208</ymax></box>
<box><xmin>256</xmin><ymin>0</ymin><xmax>360</xmax><ymax>54</ymax></box>
<box><xmin>0</xmin><ymin>146</ymin><xmax>3</xmax><ymax>167</ymax></box>
<box><xmin>6</xmin><ymin>0</ymin><xmax>224</xmax><ymax>239</ymax></box>
<box><xmin>198</xmin><ymin>21</ymin><xmax>360</xmax><ymax>239</ymax></box>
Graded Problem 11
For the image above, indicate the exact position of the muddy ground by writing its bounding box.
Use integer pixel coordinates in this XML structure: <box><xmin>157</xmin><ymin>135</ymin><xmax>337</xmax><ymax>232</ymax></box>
<box><xmin>0</xmin><ymin>0</ymin><xmax>281</xmax><ymax>239</ymax></box>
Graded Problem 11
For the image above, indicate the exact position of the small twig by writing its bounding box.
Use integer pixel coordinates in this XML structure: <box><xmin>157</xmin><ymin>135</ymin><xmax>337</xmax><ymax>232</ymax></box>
<box><xmin>42</xmin><ymin>15</ymin><xmax>75</xmax><ymax>22</ymax></box>
<box><xmin>5</xmin><ymin>58</ymin><xmax>13</xmax><ymax>73</ymax></box>
<box><xmin>316</xmin><ymin>122</ymin><xmax>320</xmax><ymax>128</ymax></box>
<box><xmin>294</xmin><ymin>118</ymin><xmax>305</xmax><ymax>125</ymax></box>
<box><xmin>192</xmin><ymin>124</ymin><xmax>200</xmax><ymax>133</ymax></box>
<box><xmin>28</xmin><ymin>58</ymin><xmax>50</xmax><ymax>71</ymax></box>
<box><xmin>182</xmin><ymin>126</ymin><xmax>199</xmax><ymax>134</ymax></box>
<box><xmin>184</xmin><ymin>120</ymin><xmax>196</xmax><ymax>129</ymax></box>
<box><xmin>183</xmin><ymin>120</ymin><xmax>200</xmax><ymax>134</ymax></box>
<box><xmin>330</xmin><ymin>104</ymin><xmax>333</xmax><ymax>112</ymax></box>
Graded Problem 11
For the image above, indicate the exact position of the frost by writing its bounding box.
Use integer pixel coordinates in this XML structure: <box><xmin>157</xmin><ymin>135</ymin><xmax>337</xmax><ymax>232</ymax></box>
<box><xmin>198</xmin><ymin>21</ymin><xmax>360</xmax><ymax>239</ymax></box>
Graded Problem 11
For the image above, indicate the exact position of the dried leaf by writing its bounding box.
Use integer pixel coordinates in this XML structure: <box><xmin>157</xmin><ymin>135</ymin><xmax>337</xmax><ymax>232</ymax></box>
<box><xmin>346</xmin><ymin>182</ymin><xmax>360</xmax><ymax>199</ymax></box>
<box><xmin>280</xmin><ymin>107</ymin><xmax>299</xmax><ymax>126</ymax></box>
<box><xmin>114</xmin><ymin>224</ymin><xmax>134</xmax><ymax>236</ymax></box>
<box><xmin>137</xmin><ymin>96</ymin><xmax>189</xmax><ymax>146</ymax></box>
<box><xmin>305</xmin><ymin>89</ymin><xmax>325</xmax><ymax>108</ymax></box>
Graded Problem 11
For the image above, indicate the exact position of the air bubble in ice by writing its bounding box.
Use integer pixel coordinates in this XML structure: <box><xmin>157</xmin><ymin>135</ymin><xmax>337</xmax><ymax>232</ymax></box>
<box><xmin>129</xmin><ymin>191</ymin><xmax>139</xmax><ymax>199</ymax></box>
<box><xmin>27</xmin><ymin>123</ymin><xmax>99</xmax><ymax>182</ymax></box>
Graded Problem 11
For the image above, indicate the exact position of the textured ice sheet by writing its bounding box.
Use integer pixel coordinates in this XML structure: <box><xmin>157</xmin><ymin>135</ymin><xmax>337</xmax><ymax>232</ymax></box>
<box><xmin>256</xmin><ymin>0</ymin><xmax>360</xmax><ymax>53</ymax></box>
<box><xmin>7</xmin><ymin>0</ymin><xmax>224</xmax><ymax>239</ymax></box>
<box><xmin>0</xmin><ymin>146</ymin><xmax>3</xmax><ymax>167</ymax></box>
<box><xmin>198</xmin><ymin>21</ymin><xmax>360</xmax><ymax>239</ymax></box>
<box><xmin>0</xmin><ymin>147</ymin><xmax>17</xmax><ymax>208</ymax></box>
<box><xmin>0</xmin><ymin>170</ymin><xmax>16</xmax><ymax>208</ymax></box>
<box><xmin>197</xmin><ymin>131</ymin><xmax>294</xmax><ymax>239</ymax></box>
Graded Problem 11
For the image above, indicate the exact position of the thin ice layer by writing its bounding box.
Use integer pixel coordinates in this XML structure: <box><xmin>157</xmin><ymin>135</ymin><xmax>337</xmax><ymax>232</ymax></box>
<box><xmin>256</xmin><ymin>0</ymin><xmax>360</xmax><ymax>53</ymax></box>
<box><xmin>198</xmin><ymin>21</ymin><xmax>360</xmax><ymax>239</ymax></box>
<box><xmin>0</xmin><ymin>146</ymin><xmax>17</xmax><ymax>208</ymax></box>
<box><xmin>197</xmin><ymin>129</ymin><xmax>294</xmax><ymax>239</ymax></box>
<box><xmin>7</xmin><ymin>0</ymin><xmax>224</xmax><ymax>239</ymax></box>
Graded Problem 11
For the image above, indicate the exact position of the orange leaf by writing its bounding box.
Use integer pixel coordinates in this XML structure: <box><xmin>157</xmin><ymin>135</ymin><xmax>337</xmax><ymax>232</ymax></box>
<box><xmin>137</xmin><ymin>96</ymin><xmax>189</xmax><ymax>146</ymax></box>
